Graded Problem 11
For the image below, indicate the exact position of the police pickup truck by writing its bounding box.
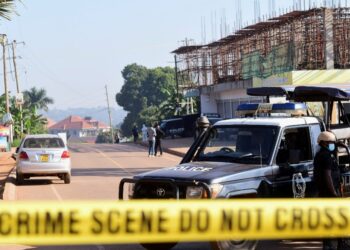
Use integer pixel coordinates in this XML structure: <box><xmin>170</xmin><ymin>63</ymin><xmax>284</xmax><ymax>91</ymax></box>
<box><xmin>119</xmin><ymin>86</ymin><xmax>350</xmax><ymax>250</ymax></box>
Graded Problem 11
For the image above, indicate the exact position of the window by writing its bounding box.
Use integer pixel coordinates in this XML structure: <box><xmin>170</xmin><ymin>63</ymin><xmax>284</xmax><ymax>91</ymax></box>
<box><xmin>197</xmin><ymin>125</ymin><xmax>278</xmax><ymax>164</ymax></box>
<box><xmin>310</xmin><ymin>124</ymin><xmax>321</xmax><ymax>155</ymax></box>
<box><xmin>276</xmin><ymin>127</ymin><xmax>312</xmax><ymax>165</ymax></box>
<box><xmin>23</xmin><ymin>138</ymin><xmax>65</xmax><ymax>148</ymax></box>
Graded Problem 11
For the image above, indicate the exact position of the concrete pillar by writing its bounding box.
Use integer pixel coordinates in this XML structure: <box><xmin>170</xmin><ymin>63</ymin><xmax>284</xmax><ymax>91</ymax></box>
<box><xmin>324</xmin><ymin>8</ymin><xmax>334</xmax><ymax>69</ymax></box>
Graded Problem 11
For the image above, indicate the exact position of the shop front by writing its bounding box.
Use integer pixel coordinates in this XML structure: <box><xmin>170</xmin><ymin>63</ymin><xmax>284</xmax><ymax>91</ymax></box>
<box><xmin>0</xmin><ymin>126</ymin><xmax>10</xmax><ymax>152</ymax></box>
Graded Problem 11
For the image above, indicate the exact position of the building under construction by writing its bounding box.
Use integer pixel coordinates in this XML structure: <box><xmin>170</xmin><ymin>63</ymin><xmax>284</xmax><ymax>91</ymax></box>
<box><xmin>173</xmin><ymin>7</ymin><xmax>350</xmax><ymax>118</ymax></box>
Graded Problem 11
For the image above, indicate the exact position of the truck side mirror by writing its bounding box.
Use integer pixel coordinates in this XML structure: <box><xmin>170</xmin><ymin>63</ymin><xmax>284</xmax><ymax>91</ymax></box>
<box><xmin>279</xmin><ymin>162</ymin><xmax>308</xmax><ymax>175</ymax></box>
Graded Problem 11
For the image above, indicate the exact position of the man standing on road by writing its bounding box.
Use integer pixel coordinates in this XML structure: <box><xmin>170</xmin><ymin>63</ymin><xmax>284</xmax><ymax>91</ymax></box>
<box><xmin>147</xmin><ymin>125</ymin><xmax>156</xmax><ymax>157</ymax></box>
<box><xmin>154</xmin><ymin>122</ymin><xmax>165</xmax><ymax>157</ymax></box>
<box><xmin>314</xmin><ymin>131</ymin><xmax>347</xmax><ymax>250</ymax></box>
<box><xmin>132</xmin><ymin>125</ymin><xmax>138</xmax><ymax>143</ymax></box>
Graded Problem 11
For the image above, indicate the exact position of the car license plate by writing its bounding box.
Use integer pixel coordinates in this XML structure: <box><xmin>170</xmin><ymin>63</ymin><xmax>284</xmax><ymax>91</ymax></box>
<box><xmin>40</xmin><ymin>154</ymin><xmax>49</xmax><ymax>162</ymax></box>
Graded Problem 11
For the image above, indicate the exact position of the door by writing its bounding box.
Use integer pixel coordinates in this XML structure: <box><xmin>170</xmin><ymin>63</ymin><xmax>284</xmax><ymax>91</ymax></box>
<box><xmin>273</xmin><ymin>126</ymin><xmax>317</xmax><ymax>198</ymax></box>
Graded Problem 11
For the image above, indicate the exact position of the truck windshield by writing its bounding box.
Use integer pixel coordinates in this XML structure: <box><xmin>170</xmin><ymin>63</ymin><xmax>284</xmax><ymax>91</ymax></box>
<box><xmin>196</xmin><ymin>126</ymin><xmax>278</xmax><ymax>164</ymax></box>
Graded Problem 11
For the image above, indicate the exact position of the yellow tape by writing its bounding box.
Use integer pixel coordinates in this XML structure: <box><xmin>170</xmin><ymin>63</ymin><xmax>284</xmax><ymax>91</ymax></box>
<box><xmin>0</xmin><ymin>199</ymin><xmax>349</xmax><ymax>245</ymax></box>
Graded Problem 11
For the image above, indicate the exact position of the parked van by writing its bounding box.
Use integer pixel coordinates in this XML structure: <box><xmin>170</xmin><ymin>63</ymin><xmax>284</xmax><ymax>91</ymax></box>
<box><xmin>160</xmin><ymin>114</ymin><xmax>199</xmax><ymax>138</ymax></box>
<box><xmin>160</xmin><ymin>118</ymin><xmax>184</xmax><ymax>138</ymax></box>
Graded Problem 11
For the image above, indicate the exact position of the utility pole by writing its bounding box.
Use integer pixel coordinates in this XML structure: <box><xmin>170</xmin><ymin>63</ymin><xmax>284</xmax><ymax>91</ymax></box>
<box><xmin>11</xmin><ymin>40</ymin><xmax>24</xmax><ymax>137</ymax></box>
<box><xmin>1</xmin><ymin>34</ymin><xmax>12</xmax><ymax>144</ymax></box>
<box><xmin>1</xmin><ymin>35</ymin><xmax>8</xmax><ymax>114</ymax></box>
<box><xmin>105</xmin><ymin>85</ymin><xmax>114</xmax><ymax>144</ymax></box>
<box><xmin>174</xmin><ymin>55</ymin><xmax>180</xmax><ymax>115</ymax></box>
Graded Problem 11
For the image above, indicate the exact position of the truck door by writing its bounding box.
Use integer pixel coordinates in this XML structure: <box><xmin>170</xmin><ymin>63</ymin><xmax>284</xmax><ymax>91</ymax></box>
<box><xmin>273</xmin><ymin>126</ymin><xmax>317</xmax><ymax>198</ymax></box>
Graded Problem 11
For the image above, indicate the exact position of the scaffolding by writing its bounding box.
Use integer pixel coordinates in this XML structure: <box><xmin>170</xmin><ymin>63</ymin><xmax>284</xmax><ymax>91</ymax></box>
<box><xmin>173</xmin><ymin>7</ymin><xmax>350</xmax><ymax>89</ymax></box>
<box><xmin>334</xmin><ymin>8</ymin><xmax>350</xmax><ymax>68</ymax></box>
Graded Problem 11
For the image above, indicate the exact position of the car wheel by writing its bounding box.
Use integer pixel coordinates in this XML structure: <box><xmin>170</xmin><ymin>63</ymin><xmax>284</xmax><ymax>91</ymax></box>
<box><xmin>211</xmin><ymin>192</ymin><xmax>261</xmax><ymax>250</ymax></box>
<box><xmin>16</xmin><ymin>171</ymin><xmax>23</xmax><ymax>185</ymax></box>
<box><xmin>140</xmin><ymin>243</ymin><xmax>177</xmax><ymax>250</ymax></box>
<box><xmin>211</xmin><ymin>240</ymin><xmax>258</xmax><ymax>250</ymax></box>
<box><xmin>64</xmin><ymin>173</ymin><xmax>71</xmax><ymax>184</ymax></box>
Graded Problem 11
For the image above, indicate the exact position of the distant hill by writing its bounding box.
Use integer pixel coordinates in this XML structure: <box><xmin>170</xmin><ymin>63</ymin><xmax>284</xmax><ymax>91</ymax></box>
<box><xmin>40</xmin><ymin>107</ymin><xmax>127</xmax><ymax>127</ymax></box>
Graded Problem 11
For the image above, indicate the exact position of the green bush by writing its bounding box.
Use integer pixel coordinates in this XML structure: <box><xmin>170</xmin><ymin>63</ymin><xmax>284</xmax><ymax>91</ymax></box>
<box><xmin>11</xmin><ymin>138</ymin><xmax>22</xmax><ymax>148</ymax></box>
<box><xmin>95</xmin><ymin>132</ymin><xmax>113</xmax><ymax>143</ymax></box>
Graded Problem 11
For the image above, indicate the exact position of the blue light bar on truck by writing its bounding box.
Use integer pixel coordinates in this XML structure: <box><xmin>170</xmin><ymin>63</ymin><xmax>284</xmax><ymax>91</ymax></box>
<box><xmin>236</xmin><ymin>103</ymin><xmax>307</xmax><ymax>116</ymax></box>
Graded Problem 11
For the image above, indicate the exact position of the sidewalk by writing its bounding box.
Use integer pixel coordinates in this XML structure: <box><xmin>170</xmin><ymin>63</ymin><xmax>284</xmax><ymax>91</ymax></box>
<box><xmin>140</xmin><ymin>137</ymin><xmax>194</xmax><ymax>157</ymax></box>
<box><xmin>0</xmin><ymin>149</ymin><xmax>15</xmax><ymax>199</ymax></box>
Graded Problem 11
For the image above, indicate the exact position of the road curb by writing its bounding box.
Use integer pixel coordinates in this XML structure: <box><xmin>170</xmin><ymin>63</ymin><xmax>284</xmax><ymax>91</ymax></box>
<box><xmin>163</xmin><ymin>148</ymin><xmax>186</xmax><ymax>157</ymax></box>
<box><xmin>2</xmin><ymin>168</ymin><xmax>16</xmax><ymax>201</ymax></box>
<box><xmin>0</xmin><ymin>151</ymin><xmax>16</xmax><ymax>200</ymax></box>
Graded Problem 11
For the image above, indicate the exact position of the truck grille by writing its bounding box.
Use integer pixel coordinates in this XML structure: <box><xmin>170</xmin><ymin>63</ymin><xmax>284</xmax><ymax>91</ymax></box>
<box><xmin>133</xmin><ymin>182</ymin><xmax>186</xmax><ymax>199</ymax></box>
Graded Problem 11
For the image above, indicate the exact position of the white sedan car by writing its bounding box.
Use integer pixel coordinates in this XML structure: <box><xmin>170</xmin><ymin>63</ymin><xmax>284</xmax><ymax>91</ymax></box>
<box><xmin>15</xmin><ymin>134</ymin><xmax>71</xmax><ymax>185</ymax></box>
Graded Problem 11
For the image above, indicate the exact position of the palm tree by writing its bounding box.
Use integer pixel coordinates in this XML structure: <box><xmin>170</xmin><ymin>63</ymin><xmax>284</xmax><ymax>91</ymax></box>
<box><xmin>23</xmin><ymin>87</ymin><xmax>54</xmax><ymax>112</ymax></box>
<box><xmin>0</xmin><ymin>0</ymin><xmax>19</xmax><ymax>20</ymax></box>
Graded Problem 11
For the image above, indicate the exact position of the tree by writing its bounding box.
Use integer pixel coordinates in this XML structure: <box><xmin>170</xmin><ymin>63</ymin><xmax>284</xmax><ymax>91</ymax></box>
<box><xmin>23</xmin><ymin>87</ymin><xmax>54</xmax><ymax>112</ymax></box>
<box><xmin>95</xmin><ymin>131</ymin><xmax>113</xmax><ymax>143</ymax></box>
<box><xmin>116</xmin><ymin>64</ymin><xmax>178</xmax><ymax>136</ymax></box>
<box><xmin>141</xmin><ymin>67</ymin><xmax>176</xmax><ymax>107</ymax></box>
<box><xmin>0</xmin><ymin>88</ymin><xmax>53</xmax><ymax>139</ymax></box>
<box><xmin>116</xmin><ymin>64</ymin><xmax>148</xmax><ymax>113</ymax></box>
<box><xmin>138</xmin><ymin>105</ymin><xmax>159</xmax><ymax>127</ymax></box>
<box><xmin>0</xmin><ymin>0</ymin><xmax>19</xmax><ymax>21</ymax></box>
<box><xmin>8</xmin><ymin>95</ymin><xmax>48</xmax><ymax>138</ymax></box>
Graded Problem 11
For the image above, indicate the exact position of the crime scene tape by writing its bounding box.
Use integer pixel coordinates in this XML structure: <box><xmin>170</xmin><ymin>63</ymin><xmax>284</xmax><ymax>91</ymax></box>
<box><xmin>0</xmin><ymin>199</ymin><xmax>349</xmax><ymax>245</ymax></box>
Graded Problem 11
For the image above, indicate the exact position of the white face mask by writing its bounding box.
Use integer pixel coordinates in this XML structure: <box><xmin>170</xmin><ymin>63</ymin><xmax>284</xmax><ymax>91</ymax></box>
<box><xmin>327</xmin><ymin>143</ymin><xmax>335</xmax><ymax>152</ymax></box>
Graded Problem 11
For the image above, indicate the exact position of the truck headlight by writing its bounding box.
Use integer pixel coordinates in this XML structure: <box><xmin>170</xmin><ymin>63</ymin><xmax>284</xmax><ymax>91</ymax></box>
<box><xmin>186</xmin><ymin>184</ymin><xmax>223</xmax><ymax>199</ymax></box>
<box><xmin>186</xmin><ymin>186</ymin><xmax>203</xmax><ymax>199</ymax></box>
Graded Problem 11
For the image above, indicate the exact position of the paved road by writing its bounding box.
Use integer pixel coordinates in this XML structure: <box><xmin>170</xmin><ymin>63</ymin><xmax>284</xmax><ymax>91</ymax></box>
<box><xmin>9</xmin><ymin>142</ymin><xmax>181</xmax><ymax>201</ymax></box>
<box><xmin>2</xmin><ymin>143</ymin><xmax>322</xmax><ymax>250</ymax></box>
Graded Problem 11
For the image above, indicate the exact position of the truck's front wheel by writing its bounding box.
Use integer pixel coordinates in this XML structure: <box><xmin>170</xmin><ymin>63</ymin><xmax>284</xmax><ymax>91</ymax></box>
<box><xmin>141</xmin><ymin>243</ymin><xmax>177</xmax><ymax>250</ymax></box>
<box><xmin>211</xmin><ymin>240</ymin><xmax>258</xmax><ymax>250</ymax></box>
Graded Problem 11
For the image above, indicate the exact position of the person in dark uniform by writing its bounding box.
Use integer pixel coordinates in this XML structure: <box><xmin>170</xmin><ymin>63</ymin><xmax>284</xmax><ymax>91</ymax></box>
<box><xmin>154</xmin><ymin>122</ymin><xmax>165</xmax><ymax>157</ymax></box>
<box><xmin>132</xmin><ymin>125</ymin><xmax>138</xmax><ymax>143</ymax></box>
<box><xmin>314</xmin><ymin>131</ymin><xmax>345</xmax><ymax>250</ymax></box>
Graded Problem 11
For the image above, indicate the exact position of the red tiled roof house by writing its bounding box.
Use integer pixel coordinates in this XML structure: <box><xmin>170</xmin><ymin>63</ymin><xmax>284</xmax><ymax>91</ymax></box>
<box><xmin>48</xmin><ymin>116</ymin><xmax>110</xmax><ymax>137</ymax></box>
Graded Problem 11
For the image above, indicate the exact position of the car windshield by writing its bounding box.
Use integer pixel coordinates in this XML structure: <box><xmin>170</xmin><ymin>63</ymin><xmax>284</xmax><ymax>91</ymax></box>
<box><xmin>196</xmin><ymin>125</ymin><xmax>278</xmax><ymax>164</ymax></box>
<box><xmin>23</xmin><ymin>138</ymin><xmax>65</xmax><ymax>148</ymax></box>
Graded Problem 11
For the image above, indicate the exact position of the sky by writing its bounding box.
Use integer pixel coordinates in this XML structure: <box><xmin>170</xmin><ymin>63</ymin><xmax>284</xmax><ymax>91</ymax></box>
<box><xmin>0</xmin><ymin>0</ymin><xmax>343</xmax><ymax>110</ymax></box>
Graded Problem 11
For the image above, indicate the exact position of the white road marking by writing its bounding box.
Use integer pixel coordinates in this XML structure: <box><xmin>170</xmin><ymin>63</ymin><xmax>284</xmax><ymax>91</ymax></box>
<box><xmin>96</xmin><ymin>245</ymin><xmax>105</xmax><ymax>250</ymax></box>
<box><xmin>94</xmin><ymin>148</ymin><xmax>133</xmax><ymax>175</ymax></box>
<box><xmin>77</xmin><ymin>143</ymin><xmax>181</xmax><ymax>172</ymax></box>
<box><xmin>50</xmin><ymin>184</ymin><xmax>63</xmax><ymax>201</ymax></box>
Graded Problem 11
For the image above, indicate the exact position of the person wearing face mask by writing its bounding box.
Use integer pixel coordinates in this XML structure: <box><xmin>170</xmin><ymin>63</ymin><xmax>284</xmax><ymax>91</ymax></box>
<box><xmin>314</xmin><ymin>131</ymin><xmax>340</xmax><ymax>198</ymax></box>
<box><xmin>314</xmin><ymin>131</ymin><xmax>343</xmax><ymax>250</ymax></box>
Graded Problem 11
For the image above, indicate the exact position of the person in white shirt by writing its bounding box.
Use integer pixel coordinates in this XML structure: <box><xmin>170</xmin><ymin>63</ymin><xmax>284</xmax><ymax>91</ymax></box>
<box><xmin>141</xmin><ymin>124</ymin><xmax>148</xmax><ymax>142</ymax></box>
<box><xmin>147</xmin><ymin>125</ymin><xmax>156</xmax><ymax>157</ymax></box>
